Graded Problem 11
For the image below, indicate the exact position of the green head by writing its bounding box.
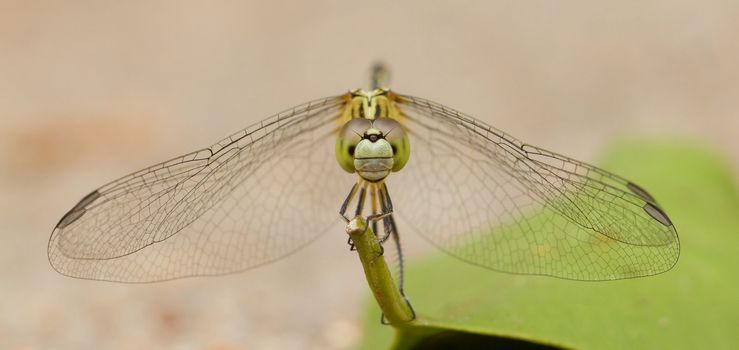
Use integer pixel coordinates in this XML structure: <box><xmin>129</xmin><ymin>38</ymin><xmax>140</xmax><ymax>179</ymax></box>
<box><xmin>335</xmin><ymin>117</ymin><xmax>410</xmax><ymax>182</ymax></box>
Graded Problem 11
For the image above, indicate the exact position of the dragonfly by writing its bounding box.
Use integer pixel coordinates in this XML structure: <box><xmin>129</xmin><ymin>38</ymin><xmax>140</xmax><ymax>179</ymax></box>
<box><xmin>49</xmin><ymin>66</ymin><xmax>679</xmax><ymax>299</ymax></box>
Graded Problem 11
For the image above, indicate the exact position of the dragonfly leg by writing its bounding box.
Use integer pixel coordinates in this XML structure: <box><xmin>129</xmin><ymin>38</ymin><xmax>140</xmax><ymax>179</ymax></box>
<box><xmin>340</xmin><ymin>183</ymin><xmax>361</xmax><ymax>251</ymax></box>
<box><xmin>366</xmin><ymin>210</ymin><xmax>392</xmax><ymax>222</ymax></box>
<box><xmin>390</xmin><ymin>219</ymin><xmax>405</xmax><ymax>295</ymax></box>
<box><xmin>369</xmin><ymin>183</ymin><xmax>380</xmax><ymax>240</ymax></box>
<box><xmin>366</xmin><ymin>213</ymin><xmax>392</xmax><ymax>256</ymax></box>
<box><xmin>376</xmin><ymin>185</ymin><xmax>394</xmax><ymax>244</ymax></box>
<box><xmin>381</xmin><ymin>184</ymin><xmax>404</xmax><ymax>292</ymax></box>
<box><xmin>365</xmin><ymin>183</ymin><xmax>403</xmax><ymax>257</ymax></box>
<box><xmin>338</xmin><ymin>183</ymin><xmax>359</xmax><ymax>223</ymax></box>
<box><xmin>365</xmin><ymin>183</ymin><xmax>391</xmax><ymax>242</ymax></box>
<box><xmin>367</xmin><ymin>184</ymin><xmax>393</xmax><ymax>224</ymax></box>
<box><xmin>354</xmin><ymin>186</ymin><xmax>367</xmax><ymax>218</ymax></box>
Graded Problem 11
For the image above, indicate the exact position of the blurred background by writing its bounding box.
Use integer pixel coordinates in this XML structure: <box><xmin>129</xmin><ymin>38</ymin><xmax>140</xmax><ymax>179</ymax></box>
<box><xmin>1</xmin><ymin>1</ymin><xmax>737</xmax><ymax>349</ymax></box>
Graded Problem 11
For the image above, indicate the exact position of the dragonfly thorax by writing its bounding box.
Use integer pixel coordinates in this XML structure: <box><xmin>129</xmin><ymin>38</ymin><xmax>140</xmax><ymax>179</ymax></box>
<box><xmin>341</xmin><ymin>89</ymin><xmax>403</xmax><ymax>121</ymax></box>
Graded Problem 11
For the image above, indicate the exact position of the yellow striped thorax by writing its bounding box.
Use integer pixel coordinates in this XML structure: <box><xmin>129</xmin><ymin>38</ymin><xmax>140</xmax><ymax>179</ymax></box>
<box><xmin>340</xmin><ymin>88</ymin><xmax>404</xmax><ymax>123</ymax></box>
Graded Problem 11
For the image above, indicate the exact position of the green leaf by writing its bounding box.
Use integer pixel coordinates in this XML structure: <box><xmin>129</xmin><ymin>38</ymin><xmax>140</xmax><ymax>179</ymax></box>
<box><xmin>356</xmin><ymin>139</ymin><xmax>739</xmax><ymax>349</ymax></box>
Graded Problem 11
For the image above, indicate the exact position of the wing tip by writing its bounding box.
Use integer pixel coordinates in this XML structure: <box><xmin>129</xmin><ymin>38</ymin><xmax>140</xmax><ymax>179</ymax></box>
<box><xmin>642</xmin><ymin>202</ymin><xmax>673</xmax><ymax>227</ymax></box>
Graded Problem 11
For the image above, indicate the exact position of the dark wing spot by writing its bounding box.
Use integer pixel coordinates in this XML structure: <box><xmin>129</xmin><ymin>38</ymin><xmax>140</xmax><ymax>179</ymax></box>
<box><xmin>643</xmin><ymin>203</ymin><xmax>673</xmax><ymax>227</ymax></box>
<box><xmin>56</xmin><ymin>190</ymin><xmax>101</xmax><ymax>229</ymax></box>
<box><xmin>74</xmin><ymin>190</ymin><xmax>101</xmax><ymax>210</ymax></box>
<box><xmin>56</xmin><ymin>208</ymin><xmax>87</xmax><ymax>229</ymax></box>
<box><xmin>627</xmin><ymin>182</ymin><xmax>656</xmax><ymax>203</ymax></box>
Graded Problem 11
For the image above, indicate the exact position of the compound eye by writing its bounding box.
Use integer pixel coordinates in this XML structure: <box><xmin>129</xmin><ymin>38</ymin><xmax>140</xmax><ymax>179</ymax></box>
<box><xmin>335</xmin><ymin>119</ymin><xmax>372</xmax><ymax>173</ymax></box>
<box><xmin>371</xmin><ymin>118</ymin><xmax>410</xmax><ymax>172</ymax></box>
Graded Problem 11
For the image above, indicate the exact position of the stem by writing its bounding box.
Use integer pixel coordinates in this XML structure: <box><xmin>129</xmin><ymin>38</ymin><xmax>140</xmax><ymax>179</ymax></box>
<box><xmin>346</xmin><ymin>216</ymin><xmax>414</xmax><ymax>324</ymax></box>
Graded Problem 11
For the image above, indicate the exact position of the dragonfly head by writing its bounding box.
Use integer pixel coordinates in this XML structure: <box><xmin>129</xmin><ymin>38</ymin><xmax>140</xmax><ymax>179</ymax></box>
<box><xmin>336</xmin><ymin>117</ymin><xmax>410</xmax><ymax>182</ymax></box>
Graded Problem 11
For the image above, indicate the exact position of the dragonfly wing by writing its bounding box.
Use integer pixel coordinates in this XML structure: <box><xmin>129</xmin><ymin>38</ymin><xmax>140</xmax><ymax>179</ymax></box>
<box><xmin>49</xmin><ymin>96</ymin><xmax>352</xmax><ymax>282</ymax></box>
<box><xmin>392</xmin><ymin>94</ymin><xmax>679</xmax><ymax>280</ymax></box>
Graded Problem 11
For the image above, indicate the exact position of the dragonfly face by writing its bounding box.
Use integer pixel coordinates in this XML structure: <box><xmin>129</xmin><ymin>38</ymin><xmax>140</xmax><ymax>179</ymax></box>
<box><xmin>353</xmin><ymin>128</ymin><xmax>394</xmax><ymax>182</ymax></box>
<box><xmin>335</xmin><ymin>89</ymin><xmax>410</xmax><ymax>182</ymax></box>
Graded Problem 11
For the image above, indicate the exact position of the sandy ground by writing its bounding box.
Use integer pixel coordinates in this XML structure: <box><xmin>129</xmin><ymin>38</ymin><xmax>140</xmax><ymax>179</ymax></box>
<box><xmin>1</xmin><ymin>1</ymin><xmax>738</xmax><ymax>349</ymax></box>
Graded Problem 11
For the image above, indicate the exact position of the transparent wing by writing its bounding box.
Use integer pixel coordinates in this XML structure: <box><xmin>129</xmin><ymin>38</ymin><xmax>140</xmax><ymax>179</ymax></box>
<box><xmin>48</xmin><ymin>96</ymin><xmax>353</xmax><ymax>282</ymax></box>
<box><xmin>391</xmin><ymin>94</ymin><xmax>679</xmax><ymax>280</ymax></box>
